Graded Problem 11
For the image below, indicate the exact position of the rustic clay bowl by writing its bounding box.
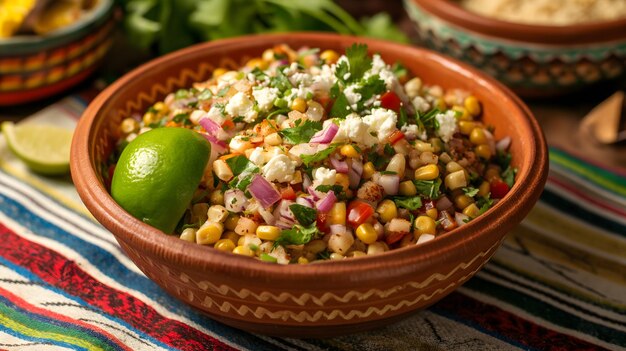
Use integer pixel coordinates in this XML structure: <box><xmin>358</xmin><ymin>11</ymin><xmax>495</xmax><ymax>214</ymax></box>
<box><xmin>0</xmin><ymin>0</ymin><xmax>114</xmax><ymax>106</ymax></box>
<box><xmin>405</xmin><ymin>0</ymin><xmax>626</xmax><ymax>97</ymax></box>
<box><xmin>70</xmin><ymin>32</ymin><xmax>548</xmax><ymax>337</ymax></box>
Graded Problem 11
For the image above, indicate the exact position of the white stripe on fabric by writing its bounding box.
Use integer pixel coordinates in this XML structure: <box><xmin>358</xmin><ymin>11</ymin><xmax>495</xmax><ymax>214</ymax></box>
<box><xmin>549</xmin><ymin>165</ymin><xmax>626</xmax><ymax>208</ymax></box>
<box><xmin>0</xmin><ymin>265</ymin><xmax>168</xmax><ymax>351</ymax></box>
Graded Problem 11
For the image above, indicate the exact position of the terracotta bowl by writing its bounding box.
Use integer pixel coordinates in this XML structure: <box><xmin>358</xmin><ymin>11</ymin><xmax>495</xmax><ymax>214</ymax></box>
<box><xmin>405</xmin><ymin>0</ymin><xmax>626</xmax><ymax>97</ymax></box>
<box><xmin>0</xmin><ymin>0</ymin><xmax>114</xmax><ymax>106</ymax></box>
<box><xmin>70</xmin><ymin>33</ymin><xmax>548</xmax><ymax>337</ymax></box>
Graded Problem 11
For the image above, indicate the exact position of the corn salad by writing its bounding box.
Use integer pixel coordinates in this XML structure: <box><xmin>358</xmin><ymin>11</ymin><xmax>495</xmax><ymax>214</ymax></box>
<box><xmin>112</xmin><ymin>44</ymin><xmax>516</xmax><ymax>264</ymax></box>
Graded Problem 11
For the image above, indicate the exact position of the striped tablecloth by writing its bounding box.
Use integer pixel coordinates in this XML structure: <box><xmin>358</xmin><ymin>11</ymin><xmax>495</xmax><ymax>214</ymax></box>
<box><xmin>0</xmin><ymin>96</ymin><xmax>625</xmax><ymax>351</ymax></box>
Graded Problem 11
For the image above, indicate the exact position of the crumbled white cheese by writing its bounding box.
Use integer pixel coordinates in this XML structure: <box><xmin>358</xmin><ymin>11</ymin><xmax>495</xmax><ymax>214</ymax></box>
<box><xmin>225</xmin><ymin>92</ymin><xmax>258</xmax><ymax>123</ymax></box>
<box><xmin>217</xmin><ymin>71</ymin><xmax>239</xmax><ymax>90</ymax></box>
<box><xmin>363</xmin><ymin>108</ymin><xmax>398</xmax><ymax>142</ymax></box>
<box><xmin>249</xmin><ymin>147</ymin><xmax>265</xmax><ymax>166</ymax></box>
<box><xmin>252</xmin><ymin>87</ymin><xmax>278</xmax><ymax>112</ymax></box>
<box><xmin>333</xmin><ymin>114</ymin><xmax>377</xmax><ymax>146</ymax></box>
<box><xmin>344</xmin><ymin>84</ymin><xmax>362</xmax><ymax>110</ymax></box>
<box><xmin>311</xmin><ymin>64</ymin><xmax>337</xmax><ymax>92</ymax></box>
<box><xmin>189</xmin><ymin>109</ymin><xmax>206</xmax><ymax>124</ymax></box>
<box><xmin>206</xmin><ymin>104</ymin><xmax>226</xmax><ymax>124</ymax></box>
<box><xmin>283</xmin><ymin>62</ymin><xmax>300</xmax><ymax>76</ymax></box>
<box><xmin>289</xmin><ymin>72</ymin><xmax>313</xmax><ymax>87</ymax></box>
<box><xmin>287</xmin><ymin>84</ymin><xmax>314</xmax><ymax>103</ymax></box>
<box><xmin>435</xmin><ymin>110</ymin><xmax>458</xmax><ymax>142</ymax></box>
<box><xmin>263</xmin><ymin>154</ymin><xmax>296</xmax><ymax>183</ymax></box>
<box><xmin>412</xmin><ymin>96</ymin><xmax>431</xmax><ymax>113</ymax></box>
<box><xmin>401</xmin><ymin>124</ymin><xmax>418</xmax><ymax>139</ymax></box>
<box><xmin>313</xmin><ymin>167</ymin><xmax>337</xmax><ymax>186</ymax></box>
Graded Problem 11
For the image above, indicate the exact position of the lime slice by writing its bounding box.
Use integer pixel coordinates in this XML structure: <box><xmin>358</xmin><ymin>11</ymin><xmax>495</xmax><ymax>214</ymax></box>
<box><xmin>1</xmin><ymin>121</ymin><xmax>73</xmax><ymax>175</ymax></box>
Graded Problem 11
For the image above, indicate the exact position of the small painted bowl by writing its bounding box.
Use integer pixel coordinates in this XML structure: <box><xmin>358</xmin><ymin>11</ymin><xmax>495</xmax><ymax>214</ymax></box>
<box><xmin>0</xmin><ymin>0</ymin><xmax>114</xmax><ymax>106</ymax></box>
<box><xmin>70</xmin><ymin>33</ymin><xmax>548</xmax><ymax>337</ymax></box>
<box><xmin>405</xmin><ymin>0</ymin><xmax>626</xmax><ymax>97</ymax></box>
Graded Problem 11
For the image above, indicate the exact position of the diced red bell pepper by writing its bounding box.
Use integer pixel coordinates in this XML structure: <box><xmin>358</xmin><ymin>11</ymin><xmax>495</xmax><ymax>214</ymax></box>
<box><xmin>380</xmin><ymin>91</ymin><xmax>402</xmax><ymax>112</ymax></box>
<box><xmin>490</xmin><ymin>180</ymin><xmax>510</xmax><ymax>199</ymax></box>
<box><xmin>281</xmin><ymin>186</ymin><xmax>297</xmax><ymax>201</ymax></box>
<box><xmin>385</xmin><ymin>231</ymin><xmax>407</xmax><ymax>245</ymax></box>
<box><xmin>438</xmin><ymin>210</ymin><xmax>457</xmax><ymax>232</ymax></box>
<box><xmin>347</xmin><ymin>200</ymin><xmax>375</xmax><ymax>228</ymax></box>
<box><xmin>221</xmin><ymin>119</ymin><xmax>235</xmax><ymax>131</ymax></box>
<box><xmin>388</xmin><ymin>130</ymin><xmax>405</xmax><ymax>144</ymax></box>
<box><xmin>316</xmin><ymin>212</ymin><xmax>330</xmax><ymax>234</ymax></box>
<box><xmin>316</xmin><ymin>93</ymin><xmax>333</xmax><ymax>111</ymax></box>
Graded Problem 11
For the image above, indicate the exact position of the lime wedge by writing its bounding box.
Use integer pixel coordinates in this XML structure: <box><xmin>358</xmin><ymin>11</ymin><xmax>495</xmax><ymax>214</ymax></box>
<box><xmin>1</xmin><ymin>121</ymin><xmax>73</xmax><ymax>175</ymax></box>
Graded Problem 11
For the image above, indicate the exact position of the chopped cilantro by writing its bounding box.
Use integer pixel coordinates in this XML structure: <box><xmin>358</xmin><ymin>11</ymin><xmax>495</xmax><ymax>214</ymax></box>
<box><xmin>172</xmin><ymin>113</ymin><xmax>192</xmax><ymax>126</ymax></box>
<box><xmin>344</xmin><ymin>43</ymin><xmax>372</xmax><ymax>83</ymax></box>
<box><xmin>229</xmin><ymin>171</ymin><xmax>257</xmax><ymax>192</ymax></box>
<box><xmin>329</xmin><ymin>93</ymin><xmax>352</xmax><ymax>119</ymax></box>
<box><xmin>148</xmin><ymin>118</ymin><xmax>167</xmax><ymax>129</ymax></box>
<box><xmin>355</xmin><ymin>75</ymin><xmax>386</xmax><ymax>110</ymax></box>
<box><xmin>271</xmin><ymin>68</ymin><xmax>292</xmax><ymax>92</ymax></box>
<box><xmin>266</xmin><ymin>108</ymin><xmax>290</xmax><ymax>119</ymax></box>
<box><xmin>495</xmin><ymin>150</ymin><xmax>512</xmax><ymax>170</ymax></box>
<box><xmin>225</xmin><ymin>155</ymin><xmax>258</xmax><ymax>176</ymax></box>
<box><xmin>384</xmin><ymin>143</ymin><xmax>395</xmax><ymax>156</ymax></box>
<box><xmin>232</xmin><ymin>116</ymin><xmax>245</xmax><ymax>123</ymax></box>
<box><xmin>502</xmin><ymin>166</ymin><xmax>517</xmax><ymax>187</ymax></box>
<box><xmin>260</xmin><ymin>253</ymin><xmax>278</xmax><ymax>263</ymax></box>
<box><xmin>289</xmin><ymin>204</ymin><xmax>317</xmax><ymax>226</ymax></box>
<box><xmin>476</xmin><ymin>195</ymin><xmax>494</xmax><ymax>215</ymax></box>
<box><xmin>367</xmin><ymin>147</ymin><xmax>386</xmax><ymax>169</ymax></box>
<box><xmin>250</xmin><ymin>67</ymin><xmax>267</xmax><ymax>79</ymax></box>
<box><xmin>317</xmin><ymin>250</ymin><xmax>331</xmax><ymax>260</ymax></box>
<box><xmin>352</xmin><ymin>144</ymin><xmax>362</xmax><ymax>153</ymax></box>
<box><xmin>197</xmin><ymin>89</ymin><xmax>213</xmax><ymax>101</ymax></box>
<box><xmin>462</xmin><ymin>187</ymin><xmax>479</xmax><ymax>197</ymax></box>
<box><xmin>393</xmin><ymin>196</ymin><xmax>422</xmax><ymax>211</ymax></box>
<box><xmin>418</xmin><ymin>108</ymin><xmax>440</xmax><ymax>131</ymax></box>
<box><xmin>275</xmin><ymin>224</ymin><xmax>321</xmax><ymax>246</ymax></box>
<box><xmin>397</xmin><ymin>107</ymin><xmax>409</xmax><ymax>128</ymax></box>
<box><xmin>174</xmin><ymin>88</ymin><xmax>197</xmax><ymax>99</ymax></box>
<box><xmin>392</xmin><ymin>62</ymin><xmax>408</xmax><ymax>80</ymax></box>
<box><xmin>300</xmin><ymin>144</ymin><xmax>339</xmax><ymax>167</ymax></box>
<box><xmin>414</xmin><ymin>179</ymin><xmax>442</xmax><ymax>199</ymax></box>
<box><xmin>279</xmin><ymin>120</ymin><xmax>323</xmax><ymax>144</ymax></box>
<box><xmin>216</xmin><ymin>86</ymin><xmax>230</xmax><ymax>97</ymax></box>
<box><xmin>315</xmin><ymin>184</ymin><xmax>347</xmax><ymax>200</ymax></box>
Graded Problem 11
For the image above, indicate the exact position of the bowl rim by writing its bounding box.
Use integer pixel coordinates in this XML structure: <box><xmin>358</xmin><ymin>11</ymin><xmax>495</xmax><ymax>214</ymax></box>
<box><xmin>71</xmin><ymin>32</ymin><xmax>548</xmax><ymax>283</ymax></box>
<box><xmin>412</xmin><ymin>0</ymin><xmax>626</xmax><ymax>45</ymax></box>
<box><xmin>0</xmin><ymin>0</ymin><xmax>114</xmax><ymax>52</ymax></box>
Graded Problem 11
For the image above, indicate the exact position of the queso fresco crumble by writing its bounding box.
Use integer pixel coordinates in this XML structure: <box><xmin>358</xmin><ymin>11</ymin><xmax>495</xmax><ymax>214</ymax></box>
<box><xmin>112</xmin><ymin>44</ymin><xmax>516</xmax><ymax>264</ymax></box>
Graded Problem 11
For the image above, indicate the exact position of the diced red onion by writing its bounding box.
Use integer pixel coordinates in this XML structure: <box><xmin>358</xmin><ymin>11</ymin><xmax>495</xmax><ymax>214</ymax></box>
<box><xmin>329</xmin><ymin>224</ymin><xmax>347</xmax><ymax>235</ymax></box>
<box><xmin>199</xmin><ymin>117</ymin><xmax>221</xmax><ymax>134</ymax></box>
<box><xmin>275</xmin><ymin>218</ymin><xmax>295</xmax><ymax>229</ymax></box>
<box><xmin>316</xmin><ymin>191</ymin><xmax>336</xmax><ymax>213</ymax></box>
<box><xmin>224</xmin><ymin>189</ymin><xmax>248</xmax><ymax>213</ymax></box>
<box><xmin>307</xmin><ymin>186</ymin><xmax>323</xmax><ymax>200</ymax></box>
<box><xmin>309</xmin><ymin>123</ymin><xmax>338</xmax><ymax>144</ymax></box>
<box><xmin>455</xmin><ymin>212</ymin><xmax>469</xmax><ymax>226</ymax></box>
<box><xmin>257</xmin><ymin>204</ymin><xmax>276</xmax><ymax>225</ymax></box>
<box><xmin>436</xmin><ymin>196</ymin><xmax>453</xmax><ymax>211</ymax></box>
<box><xmin>302</xmin><ymin>173</ymin><xmax>312</xmax><ymax>190</ymax></box>
<box><xmin>330</xmin><ymin>156</ymin><xmax>349</xmax><ymax>174</ymax></box>
<box><xmin>496</xmin><ymin>136</ymin><xmax>511</xmax><ymax>152</ymax></box>
<box><xmin>248</xmin><ymin>175</ymin><xmax>281</xmax><ymax>209</ymax></box>
<box><xmin>484</xmin><ymin>129</ymin><xmax>496</xmax><ymax>155</ymax></box>
<box><xmin>378</xmin><ymin>174</ymin><xmax>399</xmax><ymax>196</ymax></box>
<box><xmin>348</xmin><ymin>159</ymin><xmax>363</xmax><ymax>189</ymax></box>
<box><xmin>296</xmin><ymin>196</ymin><xmax>315</xmax><ymax>208</ymax></box>
<box><xmin>273</xmin><ymin>200</ymin><xmax>295</xmax><ymax>221</ymax></box>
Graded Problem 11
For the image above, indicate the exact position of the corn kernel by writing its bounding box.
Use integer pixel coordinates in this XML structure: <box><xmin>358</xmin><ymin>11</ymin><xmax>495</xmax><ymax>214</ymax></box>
<box><xmin>291</xmin><ymin>97</ymin><xmax>307</xmax><ymax>113</ymax></box>
<box><xmin>455</xmin><ymin>194</ymin><xmax>474</xmax><ymax>210</ymax></box>
<box><xmin>464</xmin><ymin>96</ymin><xmax>481</xmax><ymax>116</ymax></box>
<box><xmin>414</xmin><ymin>140</ymin><xmax>434</xmax><ymax>152</ymax></box>
<box><xmin>340</xmin><ymin>144</ymin><xmax>359</xmax><ymax>158</ymax></box>
<box><xmin>196</xmin><ymin>222</ymin><xmax>224</xmax><ymax>245</ymax></box>
<box><xmin>426</xmin><ymin>208</ymin><xmax>438</xmax><ymax>220</ymax></box>
<box><xmin>224</xmin><ymin>214</ymin><xmax>240</xmax><ymax>231</ymax></box>
<box><xmin>153</xmin><ymin>102</ymin><xmax>166</xmax><ymax>112</ymax></box>
<box><xmin>207</xmin><ymin>205</ymin><xmax>228</xmax><ymax>223</ymax></box>
<box><xmin>320</xmin><ymin>50</ymin><xmax>339</xmax><ymax>64</ymax></box>
<box><xmin>210</xmin><ymin>190</ymin><xmax>224</xmax><ymax>205</ymax></box>
<box><xmin>262</xmin><ymin>49</ymin><xmax>275</xmax><ymax>62</ymax></box>
<box><xmin>214</xmin><ymin>239</ymin><xmax>236</xmax><ymax>252</ymax></box>
<box><xmin>458</xmin><ymin>121</ymin><xmax>476</xmax><ymax>135</ymax></box>
<box><xmin>453</xmin><ymin>105</ymin><xmax>471</xmax><ymax>120</ymax></box>
<box><xmin>363</xmin><ymin>162</ymin><xmax>376</xmax><ymax>179</ymax></box>
<box><xmin>414</xmin><ymin>216</ymin><xmax>437</xmax><ymax>237</ymax></box>
<box><xmin>367</xmin><ymin>242</ymin><xmax>388</xmax><ymax>255</ymax></box>
<box><xmin>246</xmin><ymin>58</ymin><xmax>267</xmax><ymax>70</ymax></box>
<box><xmin>356</xmin><ymin>223</ymin><xmax>378</xmax><ymax>244</ymax></box>
<box><xmin>120</xmin><ymin>118</ymin><xmax>139</xmax><ymax>134</ymax></box>
<box><xmin>435</xmin><ymin>98</ymin><xmax>446</xmax><ymax>111</ymax></box>
<box><xmin>429</xmin><ymin>138</ymin><xmax>444</xmax><ymax>154</ymax></box>
<box><xmin>213</xmin><ymin>159</ymin><xmax>233</xmax><ymax>181</ymax></box>
<box><xmin>348</xmin><ymin>251</ymin><xmax>367</xmax><ymax>258</ymax></box>
<box><xmin>142</xmin><ymin>112</ymin><xmax>159</xmax><ymax>125</ymax></box>
<box><xmin>446</xmin><ymin>161</ymin><xmax>464</xmax><ymax>173</ymax></box>
<box><xmin>264</xmin><ymin>132</ymin><xmax>282</xmax><ymax>146</ymax></box>
<box><xmin>414</xmin><ymin>164</ymin><xmax>439</xmax><ymax>180</ymax></box>
<box><xmin>478</xmin><ymin>181</ymin><xmax>490</xmax><ymax>197</ymax></box>
<box><xmin>399</xmin><ymin>180</ymin><xmax>417</xmax><ymax>196</ymax></box>
<box><xmin>223</xmin><ymin>231</ymin><xmax>239</xmax><ymax>243</ymax></box>
<box><xmin>376</xmin><ymin>200</ymin><xmax>397</xmax><ymax>223</ymax></box>
<box><xmin>463</xmin><ymin>203</ymin><xmax>481</xmax><ymax>218</ymax></box>
<box><xmin>329</xmin><ymin>253</ymin><xmax>345</xmax><ymax>260</ymax></box>
<box><xmin>256</xmin><ymin>225</ymin><xmax>281</xmax><ymax>241</ymax></box>
<box><xmin>470</xmin><ymin>127</ymin><xmax>488</xmax><ymax>145</ymax></box>
<box><xmin>180</xmin><ymin>228</ymin><xmax>196</xmax><ymax>242</ymax></box>
<box><xmin>212</xmin><ymin>68</ymin><xmax>228</xmax><ymax>78</ymax></box>
<box><xmin>475</xmin><ymin>144</ymin><xmax>492</xmax><ymax>159</ymax></box>
<box><xmin>298</xmin><ymin>257</ymin><xmax>309</xmax><ymax>264</ymax></box>
<box><xmin>328</xmin><ymin>202</ymin><xmax>346</xmax><ymax>225</ymax></box>
<box><xmin>233</xmin><ymin>245</ymin><xmax>255</xmax><ymax>256</ymax></box>
<box><xmin>386</xmin><ymin>154</ymin><xmax>406</xmax><ymax>176</ymax></box>
<box><xmin>335</xmin><ymin>173</ymin><xmax>350</xmax><ymax>190</ymax></box>
<box><xmin>445</xmin><ymin>170</ymin><xmax>467</xmax><ymax>190</ymax></box>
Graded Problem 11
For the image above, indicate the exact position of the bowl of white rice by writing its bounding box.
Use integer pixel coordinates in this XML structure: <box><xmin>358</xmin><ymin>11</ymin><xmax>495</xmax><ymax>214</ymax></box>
<box><xmin>405</xmin><ymin>0</ymin><xmax>626</xmax><ymax>97</ymax></box>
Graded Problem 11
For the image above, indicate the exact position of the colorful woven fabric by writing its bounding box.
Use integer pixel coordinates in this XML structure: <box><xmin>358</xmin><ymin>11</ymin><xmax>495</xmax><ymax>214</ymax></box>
<box><xmin>0</xmin><ymin>97</ymin><xmax>625</xmax><ymax>350</ymax></box>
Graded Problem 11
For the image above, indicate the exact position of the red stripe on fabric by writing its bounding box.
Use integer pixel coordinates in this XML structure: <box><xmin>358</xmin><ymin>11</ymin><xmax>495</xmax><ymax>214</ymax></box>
<box><xmin>548</xmin><ymin>176</ymin><xmax>626</xmax><ymax>218</ymax></box>
<box><xmin>434</xmin><ymin>292</ymin><xmax>607</xmax><ymax>351</ymax></box>
<box><xmin>0</xmin><ymin>223</ymin><xmax>236</xmax><ymax>351</ymax></box>
<box><xmin>0</xmin><ymin>286</ymin><xmax>132</xmax><ymax>351</ymax></box>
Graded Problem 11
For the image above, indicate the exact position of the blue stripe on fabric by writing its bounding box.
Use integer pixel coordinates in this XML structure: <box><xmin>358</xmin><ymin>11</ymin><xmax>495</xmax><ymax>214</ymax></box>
<box><xmin>0</xmin><ymin>257</ymin><xmax>174</xmax><ymax>351</ymax></box>
<box><xmin>0</xmin><ymin>321</ymin><xmax>83</xmax><ymax>351</ymax></box>
<box><xmin>0</xmin><ymin>188</ymin><xmax>281</xmax><ymax>351</ymax></box>
<box><xmin>0</xmin><ymin>294</ymin><xmax>125</xmax><ymax>351</ymax></box>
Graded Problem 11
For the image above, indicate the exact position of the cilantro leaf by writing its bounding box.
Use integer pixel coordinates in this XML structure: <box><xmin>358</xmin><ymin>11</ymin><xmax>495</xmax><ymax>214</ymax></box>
<box><xmin>501</xmin><ymin>166</ymin><xmax>517</xmax><ymax>187</ymax></box>
<box><xmin>356</xmin><ymin>75</ymin><xmax>386</xmax><ymax>110</ymax></box>
<box><xmin>393</xmin><ymin>196</ymin><xmax>422</xmax><ymax>211</ymax></box>
<box><xmin>414</xmin><ymin>179</ymin><xmax>442</xmax><ymax>199</ymax></box>
<box><xmin>367</xmin><ymin>146</ymin><xmax>385</xmax><ymax>169</ymax></box>
<box><xmin>477</xmin><ymin>195</ymin><xmax>494</xmax><ymax>215</ymax></box>
<box><xmin>229</xmin><ymin>171</ymin><xmax>257</xmax><ymax>192</ymax></box>
<box><xmin>197</xmin><ymin>89</ymin><xmax>213</xmax><ymax>101</ymax></box>
<box><xmin>174</xmin><ymin>88</ymin><xmax>198</xmax><ymax>99</ymax></box>
<box><xmin>216</xmin><ymin>86</ymin><xmax>230</xmax><ymax>97</ymax></box>
<box><xmin>172</xmin><ymin>113</ymin><xmax>192</xmax><ymax>126</ymax></box>
<box><xmin>275</xmin><ymin>224</ymin><xmax>321</xmax><ymax>246</ymax></box>
<box><xmin>316</xmin><ymin>185</ymin><xmax>344</xmax><ymax>194</ymax></box>
<box><xmin>301</xmin><ymin>144</ymin><xmax>339</xmax><ymax>167</ymax></box>
<box><xmin>418</xmin><ymin>108</ymin><xmax>440</xmax><ymax>131</ymax></box>
<box><xmin>259</xmin><ymin>253</ymin><xmax>278</xmax><ymax>263</ymax></box>
<box><xmin>280</xmin><ymin>120</ymin><xmax>323</xmax><ymax>144</ymax></box>
<box><xmin>345</xmin><ymin>43</ymin><xmax>371</xmax><ymax>82</ymax></box>
<box><xmin>462</xmin><ymin>187</ymin><xmax>479</xmax><ymax>197</ymax></box>
<box><xmin>289</xmin><ymin>204</ymin><xmax>317</xmax><ymax>226</ymax></box>
<box><xmin>335</xmin><ymin>59</ymin><xmax>350</xmax><ymax>83</ymax></box>
<box><xmin>271</xmin><ymin>68</ymin><xmax>292</xmax><ymax>92</ymax></box>
<box><xmin>330</xmin><ymin>93</ymin><xmax>352</xmax><ymax>118</ymax></box>
<box><xmin>495</xmin><ymin>150</ymin><xmax>512</xmax><ymax>170</ymax></box>
<box><xmin>397</xmin><ymin>107</ymin><xmax>409</xmax><ymax>128</ymax></box>
<box><xmin>225</xmin><ymin>155</ymin><xmax>258</xmax><ymax>176</ymax></box>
